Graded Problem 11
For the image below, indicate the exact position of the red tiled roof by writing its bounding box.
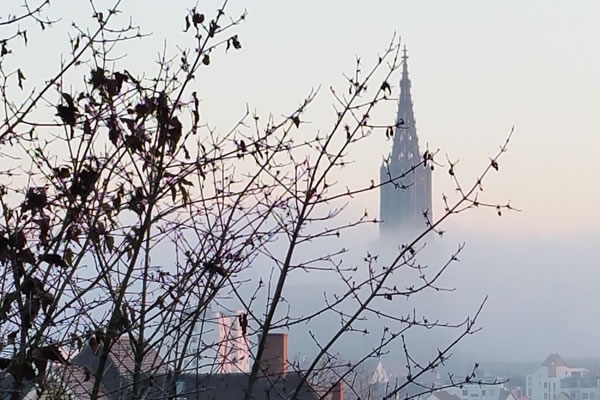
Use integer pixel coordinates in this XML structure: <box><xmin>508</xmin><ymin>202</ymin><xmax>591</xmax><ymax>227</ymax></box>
<box><xmin>541</xmin><ymin>354</ymin><xmax>568</xmax><ymax>368</ymax></box>
<box><xmin>542</xmin><ymin>354</ymin><xmax>568</xmax><ymax>378</ymax></box>
<box><xmin>511</xmin><ymin>388</ymin><xmax>529</xmax><ymax>400</ymax></box>
<box><xmin>109</xmin><ymin>335</ymin><xmax>169</xmax><ymax>377</ymax></box>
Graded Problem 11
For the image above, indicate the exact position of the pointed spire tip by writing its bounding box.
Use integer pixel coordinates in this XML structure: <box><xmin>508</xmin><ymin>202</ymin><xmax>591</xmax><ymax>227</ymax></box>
<box><xmin>401</xmin><ymin>45</ymin><xmax>409</xmax><ymax>77</ymax></box>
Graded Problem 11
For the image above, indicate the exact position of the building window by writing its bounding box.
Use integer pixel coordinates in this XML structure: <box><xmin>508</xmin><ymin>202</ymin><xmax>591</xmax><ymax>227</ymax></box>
<box><xmin>528</xmin><ymin>390</ymin><xmax>532</xmax><ymax>397</ymax></box>
<box><xmin>463</xmin><ymin>390</ymin><xmax>469</xmax><ymax>396</ymax></box>
<box><xmin>482</xmin><ymin>391</ymin><xmax>486</xmax><ymax>396</ymax></box>
<box><xmin>544</xmin><ymin>394</ymin><xmax>548</xmax><ymax>399</ymax></box>
<box><xmin>544</xmin><ymin>383</ymin><xmax>548</xmax><ymax>389</ymax></box>
<box><xmin>590</xmin><ymin>393</ymin><xmax>595</xmax><ymax>399</ymax></box>
<box><xmin>176</xmin><ymin>381</ymin><xmax>185</xmax><ymax>398</ymax></box>
<box><xmin>583</xmin><ymin>394</ymin><xmax>589</xmax><ymax>399</ymax></box>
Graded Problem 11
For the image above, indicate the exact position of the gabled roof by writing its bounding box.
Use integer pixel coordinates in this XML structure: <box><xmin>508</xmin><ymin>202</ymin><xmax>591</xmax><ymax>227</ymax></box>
<box><xmin>542</xmin><ymin>354</ymin><xmax>568</xmax><ymax>378</ymax></box>
<box><xmin>370</xmin><ymin>360</ymin><xmax>390</xmax><ymax>385</ymax></box>
<box><xmin>509</xmin><ymin>388</ymin><xmax>529</xmax><ymax>400</ymax></box>
<box><xmin>542</xmin><ymin>354</ymin><xmax>568</xmax><ymax>368</ymax></box>
<box><xmin>428</xmin><ymin>390</ymin><xmax>462</xmax><ymax>400</ymax></box>
<box><xmin>45</xmin><ymin>365</ymin><xmax>110</xmax><ymax>400</ymax></box>
<box><xmin>107</xmin><ymin>335</ymin><xmax>168</xmax><ymax>377</ymax></box>
<box><xmin>73</xmin><ymin>335</ymin><xmax>170</xmax><ymax>400</ymax></box>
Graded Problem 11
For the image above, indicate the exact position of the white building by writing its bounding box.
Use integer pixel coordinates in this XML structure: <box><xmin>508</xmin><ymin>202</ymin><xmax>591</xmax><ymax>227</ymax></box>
<box><xmin>559</xmin><ymin>374</ymin><xmax>600</xmax><ymax>400</ymax></box>
<box><xmin>460</xmin><ymin>384</ymin><xmax>504</xmax><ymax>400</ymax></box>
<box><xmin>526</xmin><ymin>354</ymin><xmax>587</xmax><ymax>400</ymax></box>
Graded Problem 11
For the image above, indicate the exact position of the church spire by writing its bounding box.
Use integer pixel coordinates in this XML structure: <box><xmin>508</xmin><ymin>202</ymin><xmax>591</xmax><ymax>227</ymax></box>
<box><xmin>379</xmin><ymin>45</ymin><xmax>432</xmax><ymax>235</ymax></box>
<box><xmin>392</xmin><ymin>45</ymin><xmax>418</xmax><ymax>161</ymax></box>
<box><xmin>401</xmin><ymin>45</ymin><xmax>409</xmax><ymax>77</ymax></box>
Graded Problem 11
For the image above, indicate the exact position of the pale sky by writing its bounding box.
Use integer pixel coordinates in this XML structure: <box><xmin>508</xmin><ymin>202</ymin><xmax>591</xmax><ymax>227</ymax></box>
<box><xmin>242</xmin><ymin>0</ymin><xmax>600</xmax><ymax>236</ymax></box>
<box><xmin>7</xmin><ymin>1</ymin><xmax>600</xmax><ymax>362</ymax></box>
<box><xmin>163</xmin><ymin>0</ymin><xmax>600</xmax><ymax>235</ymax></box>
<box><xmin>14</xmin><ymin>0</ymin><xmax>600</xmax><ymax>235</ymax></box>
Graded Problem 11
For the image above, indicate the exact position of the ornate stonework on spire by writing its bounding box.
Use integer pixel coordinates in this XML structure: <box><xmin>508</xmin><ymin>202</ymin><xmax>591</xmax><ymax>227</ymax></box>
<box><xmin>379</xmin><ymin>47</ymin><xmax>432</xmax><ymax>236</ymax></box>
<box><xmin>401</xmin><ymin>45</ymin><xmax>409</xmax><ymax>75</ymax></box>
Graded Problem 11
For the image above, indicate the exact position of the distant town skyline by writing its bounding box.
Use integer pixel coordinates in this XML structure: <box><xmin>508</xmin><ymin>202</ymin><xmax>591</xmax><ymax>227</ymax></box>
<box><xmin>5</xmin><ymin>0</ymin><xmax>599</xmax><ymax>366</ymax></box>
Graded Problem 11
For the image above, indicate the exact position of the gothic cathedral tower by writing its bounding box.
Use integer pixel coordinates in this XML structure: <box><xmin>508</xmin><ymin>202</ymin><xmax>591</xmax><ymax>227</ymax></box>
<box><xmin>379</xmin><ymin>47</ymin><xmax>432</xmax><ymax>236</ymax></box>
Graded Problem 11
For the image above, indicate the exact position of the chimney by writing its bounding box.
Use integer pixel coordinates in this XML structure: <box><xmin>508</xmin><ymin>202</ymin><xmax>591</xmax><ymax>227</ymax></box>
<box><xmin>257</xmin><ymin>333</ymin><xmax>287</xmax><ymax>378</ymax></box>
<box><xmin>216</xmin><ymin>312</ymin><xmax>233</xmax><ymax>373</ymax></box>
<box><xmin>332</xmin><ymin>381</ymin><xmax>344</xmax><ymax>400</ymax></box>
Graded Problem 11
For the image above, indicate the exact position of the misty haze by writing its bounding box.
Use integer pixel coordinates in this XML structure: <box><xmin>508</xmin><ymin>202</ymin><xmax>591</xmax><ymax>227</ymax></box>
<box><xmin>0</xmin><ymin>1</ymin><xmax>597</xmax><ymax>400</ymax></box>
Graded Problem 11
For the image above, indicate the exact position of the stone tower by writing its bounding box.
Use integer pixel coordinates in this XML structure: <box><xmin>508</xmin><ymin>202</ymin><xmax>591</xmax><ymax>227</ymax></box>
<box><xmin>379</xmin><ymin>46</ymin><xmax>432</xmax><ymax>236</ymax></box>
